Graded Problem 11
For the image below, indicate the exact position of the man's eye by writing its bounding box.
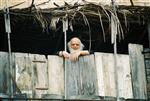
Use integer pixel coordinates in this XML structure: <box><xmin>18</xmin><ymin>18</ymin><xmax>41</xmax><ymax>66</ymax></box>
<box><xmin>72</xmin><ymin>44</ymin><xmax>79</xmax><ymax>46</ymax></box>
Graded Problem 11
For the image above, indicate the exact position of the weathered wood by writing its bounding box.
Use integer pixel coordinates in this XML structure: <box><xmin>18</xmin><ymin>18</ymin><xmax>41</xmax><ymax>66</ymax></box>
<box><xmin>32</xmin><ymin>54</ymin><xmax>48</xmax><ymax>89</ymax></box>
<box><xmin>14</xmin><ymin>53</ymin><xmax>33</xmax><ymax>97</ymax></box>
<box><xmin>47</xmin><ymin>55</ymin><xmax>64</xmax><ymax>97</ymax></box>
<box><xmin>31</xmin><ymin>54</ymin><xmax>48</xmax><ymax>98</ymax></box>
<box><xmin>0</xmin><ymin>52</ymin><xmax>11</xmax><ymax>94</ymax></box>
<box><xmin>14</xmin><ymin>53</ymin><xmax>32</xmax><ymax>90</ymax></box>
<box><xmin>129</xmin><ymin>44</ymin><xmax>147</xmax><ymax>99</ymax></box>
<box><xmin>116</xmin><ymin>54</ymin><xmax>133</xmax><ymax>98</ymax></box>
<box><xmin>0</xmin><ymin>51</ymin><xmax>148</xmax><ymax>100</ymax></box>
<box><xmin>148</xmin><ymin>18</ymin><xmax>150</xmax><ymax>48</ymax></box>
<box><xmin>66</xmin><ymin>55</ymin><xmax>98</xmax><ymax>99</ymax></box>
<box><xmin>95</xmin><ymin>53</ymin><xmax>116</xmax><ymax>97</ymax></box>
<box><xmin>95</xmin><ymin>52</ymin><xmax>133</xmax><ymax>99</ymax></box>
<box><xmin>144</xmin><ymin>48</ymin><xmax>150</xmax><ymax>99</ymax></box>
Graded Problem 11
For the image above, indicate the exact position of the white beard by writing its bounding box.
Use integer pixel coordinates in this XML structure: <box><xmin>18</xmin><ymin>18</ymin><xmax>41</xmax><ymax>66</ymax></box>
<box><xmin>69</xmin><ymin>46</ymin><xmax>83</xmax><ymax>53</ymax></box>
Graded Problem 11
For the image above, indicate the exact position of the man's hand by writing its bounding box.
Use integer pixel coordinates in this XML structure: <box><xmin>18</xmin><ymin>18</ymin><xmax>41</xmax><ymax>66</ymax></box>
<box><xmin>62</xmin><ymin>51</ymin><xmax>70</xmax><ymax>59</ymax></box>
<box><xmin>70</xmin><ymin>51</ymin><xmax>81</xmax><ymax>61</ymax></box>
<box><xmin>69</xmin><ymin>50</ymin><xmax>90</xmax><ymax>61</ymax></box>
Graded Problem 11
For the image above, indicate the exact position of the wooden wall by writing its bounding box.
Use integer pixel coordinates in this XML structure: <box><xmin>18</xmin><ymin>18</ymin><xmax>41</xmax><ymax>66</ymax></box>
<box><xmin>0</xmin><ymin>44</ymin><xmax>148</xmax><ymax>100</ymax></box>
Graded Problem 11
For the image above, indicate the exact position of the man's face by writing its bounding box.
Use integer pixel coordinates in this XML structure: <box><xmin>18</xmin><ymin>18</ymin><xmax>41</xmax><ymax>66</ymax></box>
<box><xmin>70</xmin><ymin>38</ymin><xmax>81</xmax><ymax>50</ymax></box>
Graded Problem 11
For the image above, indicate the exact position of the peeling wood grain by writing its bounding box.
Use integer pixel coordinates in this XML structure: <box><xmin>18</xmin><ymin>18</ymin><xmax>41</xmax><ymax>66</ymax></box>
<box><xmin>65</xmin><ymin>55</ymin><xmax>98</xmax><ymax>99</ymax></box>
<box><xmin>95</xmin><ymin>52</ymin><xmax>133</xmax><ymax>99</ymax></box>
<box><xmin>32</xmin><ymin>54</ymin><xmax>48</xmax><ymax>89</ymax></box>
<box><xmin>129</xmin><ymin>44</ymin><xmax>147</xmax><ymax>99</ymax></box>
<box><xmin>0</xmin><ymin>52</ymin><xmax>11</xmax><ymax>94</ymax></box>
<box><xmin>47</xmin><ymin>55</ymin><xmax>64</xmax><ymax>97</ymax></box>
<box><xmin>0</xmin><ymin>50</ymin><xmax>147</xmax><ymax>99</ymax></box>
<box><xmin>14</xmin><ymin>53</ymin><xmax>32</xmax><ymax>91</ymax></box>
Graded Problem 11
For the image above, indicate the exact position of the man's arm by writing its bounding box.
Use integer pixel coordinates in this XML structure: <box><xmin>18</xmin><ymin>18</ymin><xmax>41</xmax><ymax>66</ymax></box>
<box><xmin>79</xmin><ymin>50</ymin><xmax>90</xmax><ymax>56</ymax></box>
<box><xmin>69</xmin><ymin>50</ymin><xmax>91</xmax><ymax>61</ymax></box>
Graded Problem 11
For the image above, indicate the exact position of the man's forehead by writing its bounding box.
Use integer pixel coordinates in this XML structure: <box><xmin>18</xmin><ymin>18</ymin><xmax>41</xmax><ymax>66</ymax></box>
<box><xmin>71</xmin><ymin>38</ymin><xmax>80</xmax><ymax>43</ymax></box>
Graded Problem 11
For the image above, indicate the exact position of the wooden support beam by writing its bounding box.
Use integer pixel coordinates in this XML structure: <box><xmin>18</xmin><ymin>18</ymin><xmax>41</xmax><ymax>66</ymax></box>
<box><xmin>148</xmin><ymin>18</ymin><xmax>150</xmax><ymax>48</ymax></box>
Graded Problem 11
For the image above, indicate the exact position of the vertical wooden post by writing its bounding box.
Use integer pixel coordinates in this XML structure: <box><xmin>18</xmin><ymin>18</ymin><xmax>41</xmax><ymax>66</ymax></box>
<box><xmin>4</xmin><ymin>6</ymin><xmax>13</xmax><ymax>95</ymax></box>
<box><xmin>129</xmin><ymin>44</ymin><xmax>147</xmax><ymax>99</ymax></box>
<box><xmin>148</xmin><ymin>19</ymin><xmax>150</xmax><ymax>48</ymax></box>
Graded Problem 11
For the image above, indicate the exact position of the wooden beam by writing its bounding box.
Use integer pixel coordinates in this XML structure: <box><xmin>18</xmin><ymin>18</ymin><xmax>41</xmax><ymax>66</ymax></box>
<box><xmin>148</xmin><ymin>18</ymin><xmax>150</xmax><ymax>48</ymax></box>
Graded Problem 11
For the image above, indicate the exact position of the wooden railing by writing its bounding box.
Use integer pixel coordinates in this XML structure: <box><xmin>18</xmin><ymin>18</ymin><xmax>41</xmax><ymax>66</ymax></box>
<box><xmin>0</xmin><ymin>44</ymin><xmax>147</xmax><ymax>100</ymax></box>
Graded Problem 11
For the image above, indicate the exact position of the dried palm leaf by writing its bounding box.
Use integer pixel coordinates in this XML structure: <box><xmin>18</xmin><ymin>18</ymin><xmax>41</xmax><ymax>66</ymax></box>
<box><xmin>109</xmin><ymin>9</ymin><xmax>124</xmax><ymax>42</ymax></box>
<box><xmin>50</xmin><ymin>17</ymin><xmax>60</xmax><ymax>30</ymax></box>
<box><xmin>99</xmin><ymin>4</ymin><xmax>111</xmax><ymax>23</ymax></box>
<box><xmin>34</xmin><ymin>6</ymin><xmax>48</xmax><ymax>30</ymax></box>
<box><xmin>119</xmin><ymin>9</ymin><xmax>131</xmax><ymax>28</ymax></box>
<box><xmin>98</xmin><ymin>10</ymin><xmax>106</xmax><ymax>42</ymax></box>
<box><xmin>78</xmin><ymin>11</ymin><xmax>92</xmax><ymax>51</ymax></box>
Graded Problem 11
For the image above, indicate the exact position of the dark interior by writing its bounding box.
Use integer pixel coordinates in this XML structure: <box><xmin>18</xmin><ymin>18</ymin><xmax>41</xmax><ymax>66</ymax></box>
<box><xmin>0</xmin><ymin>13</ymin><xmax>149</xmax><ymax>55</ymax></box>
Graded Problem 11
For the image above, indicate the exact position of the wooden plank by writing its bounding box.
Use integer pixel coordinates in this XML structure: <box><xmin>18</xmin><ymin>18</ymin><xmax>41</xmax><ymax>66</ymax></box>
<box><xmin>116</xmin><ymin>54</ymin><xmax>133</xmax><ymax>99</ymax></box>
<box><xmin>95</xmin><ymin>53</ymin><xmax>116</xmax><ymax>97</ymax></box>
<box><xmin>31</xmin><ymin>54</ymin><xmax>48</xmax><ymax>98</ymax></box>
<box><xmin>14</xmin><ymin>53</ymin><xmax>33</xmax><ymax>96</ymax></box>
<box><xmin>144</xmin><ymin>49</ymin><xmax>150</xmax><ymax>98</ymax></box>
<box><xmin>129</xmin><ymin>44</ymin><xmax>147</xmax><ymax>99</ymax></box>
<box><xmin>95</xmin><ymin>52</ymin><xmax>133</xmax><ymax>99</ymax></box>
<box><xmin>0</xmin><ymin>52</ymin><xmax>11</xmax><ymax>94</ymax></box>
<box><xmin>32</xmin><ymin>54</ymin><xmax>48</xmax><ymax>89</ymax></box>
<box><xmin>47</xmin><ymin>55</ymin><xmax>64</xmax><ymax>98</ymax></box>
<box><xmin>66</xmin><ymin>55</ymin><xmax>98</xmax><ymax>99</ymax></box>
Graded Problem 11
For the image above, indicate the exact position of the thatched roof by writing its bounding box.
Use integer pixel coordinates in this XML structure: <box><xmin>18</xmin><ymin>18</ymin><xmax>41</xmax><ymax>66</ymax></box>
<box><xmin>1</xmin><ymin>0</ymin><xmax>150</xmax><ymax>9</ymax></box>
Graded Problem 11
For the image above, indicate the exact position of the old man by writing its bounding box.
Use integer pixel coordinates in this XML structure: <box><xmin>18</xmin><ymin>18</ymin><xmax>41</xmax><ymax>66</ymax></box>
<box><xmin>58</xmin><ymin>37</ymin><xmax>90</xmax><ymax>61</ymax></box>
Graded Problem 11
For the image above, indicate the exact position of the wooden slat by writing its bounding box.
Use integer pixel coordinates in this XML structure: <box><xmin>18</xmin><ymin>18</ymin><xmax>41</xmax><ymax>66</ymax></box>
<box><xmin>116</xmin><ymin>54</ymin><xmax>133</xmax><ymax>98</ymax></box>
<box><xmin>33</xmin><ymin>54</ymin><xmax>48</xmax><ymax>89</ymax></box>
<box><xmin>95</xmin><ymin>53</ymin><xmax>116</xmax><ymax>97</ymax></box>
<box><xmin>144</xmin><ymin>49</ymin><xmax>150</xmax><ymax>98</ymax></box>
<box><xmin>65</xmin><ymin>55</ymin><xmax>98</xmax><ymax>99</ymax></box>
<box><xmin>31</xmin><ymin>54</ymin><xmax>48</xmax><ymax>98</ymax></box>
<box><xmin>47</xmin><ymin>55</ymin><xmax>64</xmax><ymax>97</ymax></box>
<box><xmin>95</xmin><ymin>52</ymin><xmax>133</xmax><ymax>99</ymax></box>
<box><xmin>129</xmin><ymin>44</ymin><xmax>147</xmax><ymax>99</ymax></box>
<box><xmin>0</xmin><ymin>52</ymin><xmax>10</xmax><ymax>94</ymax></box>
<box><xmin>14</xmin><ymin>53</ymin><xmax>32</xmax><ymax>92</ymax></box>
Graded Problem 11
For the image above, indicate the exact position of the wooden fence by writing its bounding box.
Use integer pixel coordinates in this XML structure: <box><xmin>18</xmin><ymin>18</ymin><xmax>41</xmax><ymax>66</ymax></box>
<box><xmin>0</xmin><ymin>44</ymin><xmax>147</xmax><ymax>100</ymax></box>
